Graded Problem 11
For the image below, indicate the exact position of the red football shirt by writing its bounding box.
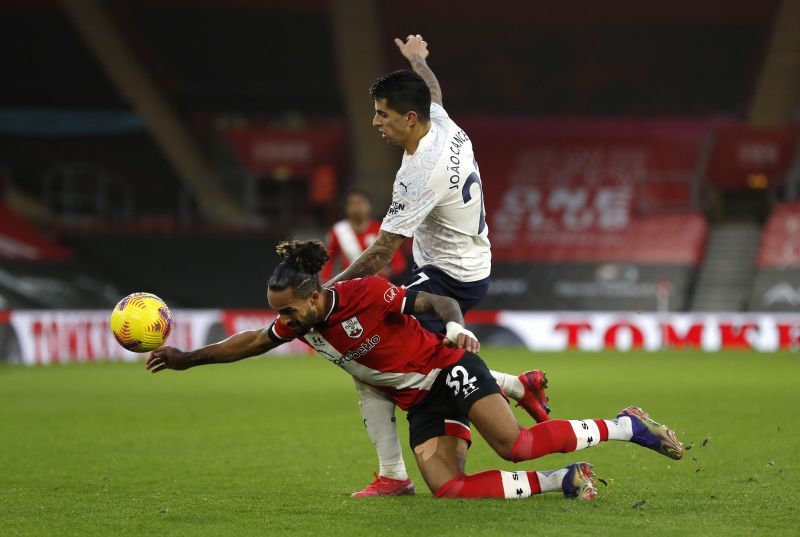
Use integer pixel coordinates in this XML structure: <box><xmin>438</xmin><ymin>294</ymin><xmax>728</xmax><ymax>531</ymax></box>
<box><xmin>319</xmin><ymin>219</ymin><xmax>407</xmax><ymax>282</ymax></box>
<box><xmin>269</xmin><ymin>276</ymin><xmax>465</xmax><ymax>410</ymax></box>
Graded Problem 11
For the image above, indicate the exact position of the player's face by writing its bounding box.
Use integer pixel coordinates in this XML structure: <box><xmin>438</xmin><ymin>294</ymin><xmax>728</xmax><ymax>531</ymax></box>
<box><xmin>267</xmin><ymin>288</ymin><xmax>323</xmax><ymax>336</ymax></box>
<box><xmin>345</xmin><ymin>193</ymin><xmax>371</xmax><ymax>223</ymax></box>
<box><xmin>372</xmin><ymin>99</ymin><xmax>412</xmax><ymax>146</ymax></box>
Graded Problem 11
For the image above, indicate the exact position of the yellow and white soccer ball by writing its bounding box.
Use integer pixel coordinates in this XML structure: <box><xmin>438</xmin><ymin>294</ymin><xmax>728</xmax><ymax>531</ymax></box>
<box><xmin>110</xmin><ymin>292</ymin><xmax>173</xmax><ymax>353</ymax></box>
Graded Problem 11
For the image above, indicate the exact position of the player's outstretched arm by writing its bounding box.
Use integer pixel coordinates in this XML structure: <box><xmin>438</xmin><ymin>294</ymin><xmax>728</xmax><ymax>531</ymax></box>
<box><xmin>412</xmin><ymin>291</ymin><xmax>480</xmax><ymax>352</ymax></box>
<box><xmin>145</xmin><ymin>326</ymin><xmax>282</xmax><ymax>373</ymax></box>
<box><xmin>324</xmin><ymin>230</ymin><xmax>405</xmax><ymax>286</ymax></box>
<box><xmin>394</xmin><ymin>34</ymin><xmax>443</xmax><ymax>106</ymax></box>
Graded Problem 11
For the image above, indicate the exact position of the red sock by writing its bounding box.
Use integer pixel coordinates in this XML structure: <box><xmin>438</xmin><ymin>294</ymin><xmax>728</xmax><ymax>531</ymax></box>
<box><xmin>595</xmin><ymin>419</ymin><xmax>609</xmax><ymax>441</ymax></box>
<box><xmin>435</xmin><ymin>470</ymin><xmax>542</xmax><ymax>499</ymax></box>
<box><xmin>510</xmin><ymin>419</ymin><xmax>610</xmax><ymax>462</ymax></box>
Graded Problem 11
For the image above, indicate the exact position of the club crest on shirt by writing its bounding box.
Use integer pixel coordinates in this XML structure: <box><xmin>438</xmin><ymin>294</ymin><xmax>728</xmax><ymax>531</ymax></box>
<box><xmin>383</xmin><ymin>286</ymin><xmax>398</xmax><ymax>303</ymax></box>
<box><xmin>341</xmin><ymin>316</ymin><xmax>364</xmax><ymax>338</ymax></box>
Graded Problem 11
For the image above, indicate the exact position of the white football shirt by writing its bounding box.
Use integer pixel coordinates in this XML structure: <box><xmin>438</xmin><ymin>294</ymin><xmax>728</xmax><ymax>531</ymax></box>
<box><xmin>381</xmin><ymin>103</ymin><xmax>491</xmax><ymax>282</ymax></box>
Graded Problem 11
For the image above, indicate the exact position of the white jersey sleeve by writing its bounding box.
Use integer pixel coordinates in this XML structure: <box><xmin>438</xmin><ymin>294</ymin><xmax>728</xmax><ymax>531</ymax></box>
<box><xmin>430</xmin><ymin>102</ymin><xmax>449</xmax><ymax>121</ymax></box>
<box><xmin>380</xmin><ymin>171</ymin><xmax>438</xmax><ymax>238</ymax></box>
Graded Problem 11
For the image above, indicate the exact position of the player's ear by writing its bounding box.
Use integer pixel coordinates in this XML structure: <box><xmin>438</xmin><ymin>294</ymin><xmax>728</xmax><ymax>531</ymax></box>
<box><xmin>308</xmin><ymin>289</ymin><xmax>320</xmax><ymax>306</ymax></box>
<box><xmin>406</xmin><ymin>110</ymin><xmax>418</xmax><ymax>127</ymax></box>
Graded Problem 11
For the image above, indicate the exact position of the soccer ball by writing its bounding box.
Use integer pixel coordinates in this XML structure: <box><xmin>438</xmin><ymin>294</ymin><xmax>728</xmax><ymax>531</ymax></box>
<box><xmin>110</xmin><ymin>292</ymin><xmax>173</xmax><ymax>352</ymax></box>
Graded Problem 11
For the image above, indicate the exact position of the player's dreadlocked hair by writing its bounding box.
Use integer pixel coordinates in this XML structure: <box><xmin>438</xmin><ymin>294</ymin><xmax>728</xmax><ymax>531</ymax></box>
<box><xmin>369</xmin><ymin>70</ymin><xmax>431</xmax><ymax>122</ymax></box>
<box><xmin>268</xmin><ymin>240</ymin><xmax>330</xmax><ymax>298</ymax></box>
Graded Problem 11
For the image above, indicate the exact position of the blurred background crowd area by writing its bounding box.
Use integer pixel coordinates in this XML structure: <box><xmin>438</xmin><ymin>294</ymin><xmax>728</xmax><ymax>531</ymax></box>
<box><xmin>0</xmin><ymin>0</ymin><xmax>799</xmax><ymax>315</ymax></box>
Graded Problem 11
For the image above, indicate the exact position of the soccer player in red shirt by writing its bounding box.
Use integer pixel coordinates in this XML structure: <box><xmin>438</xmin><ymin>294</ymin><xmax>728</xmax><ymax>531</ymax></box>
<box><xmin>319</xmin><ymin>189</ymin><xmax>407</xmax><ymax>284</ymax></box>
<box><xmin>147</xmin><ymin>240</ymin><xmax>685</xmax><ymax>500</ymax></box>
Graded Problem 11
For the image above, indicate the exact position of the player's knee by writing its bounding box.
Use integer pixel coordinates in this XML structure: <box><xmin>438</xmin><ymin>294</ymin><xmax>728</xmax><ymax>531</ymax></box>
<box><xmin>495</xmin><ymin>444</ymin><xmax>514</xmax><ymax>461</ymax></box>
<box><xmin>491</xmin><ymin>435</ymin><xmax>518</xmax><ymax>461</ymax></box>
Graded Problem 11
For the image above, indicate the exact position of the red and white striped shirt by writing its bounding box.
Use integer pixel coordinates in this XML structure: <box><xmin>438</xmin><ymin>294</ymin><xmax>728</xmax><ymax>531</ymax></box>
<box><xmin>269</xmin><ymin>276</ymin><xmax>465</xmax><ymax>410</ymax></box>
<box><xmin>319</xmin><ymin>219</ymin><xmax>407</xmax><ymax>282</ymax></box>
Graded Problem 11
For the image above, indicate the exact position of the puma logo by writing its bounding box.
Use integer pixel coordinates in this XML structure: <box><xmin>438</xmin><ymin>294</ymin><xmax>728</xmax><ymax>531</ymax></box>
<box><xmin>398</xmin><ymin>181</ymin><xmax>409</xmax><ymax>192</ymax></box>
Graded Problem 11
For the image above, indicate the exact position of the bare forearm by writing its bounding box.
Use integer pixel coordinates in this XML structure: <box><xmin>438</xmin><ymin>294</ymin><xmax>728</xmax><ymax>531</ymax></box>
<box><xmin>410</xmin><ymin>291</ymin><xmax>478</xmax><ymax>351</ymax></box>
<box><xmin>147</xmin><ymin>327</ymin><xmax>279</xmax><ymax>373</ymax></box>
<box><xmin>409</xmin><ymin>53</ymin><xmax>442</xmax><ymax>105</ymax></box>
<box><xmin>326</xmin><ymin>243</ymin><xmax>395</xmax><ymax>286</ymax></box>
<box><xmin>186</xmin><ymin>329</ymin><xmax>274</xmax><ymax>366</ymax></box>
<box><xmin>430</xmin><ymin>297</ymin><xmax>464</xmax><ymax>325</ymax></box>
<box><xmin>413</xmin><ymin>291</ymin><xmax>464</xmax><ymax>325</ymax></box>
<box><xmin>325</xmin><ymin>231</ymin><xmax>404</xmax><ymax>286</ymax></box>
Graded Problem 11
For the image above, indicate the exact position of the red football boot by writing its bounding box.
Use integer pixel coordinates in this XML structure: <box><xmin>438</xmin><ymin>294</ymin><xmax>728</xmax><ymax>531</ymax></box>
<box><xmin>516</xmin><ymin>370</ymin><xmax>551</xmax><ymax>423</ymax></box>
<box><xmin>351</xmin><ymin>473</ymin><xmax>416</xmax><ymax>497</ymax></box>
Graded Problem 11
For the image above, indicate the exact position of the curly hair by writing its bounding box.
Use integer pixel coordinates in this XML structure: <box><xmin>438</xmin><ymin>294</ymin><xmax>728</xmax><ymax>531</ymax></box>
<box><xmin>268</xmin><ymin>240</ymin><xmax>330</xmax><ymax>297</ymax></box>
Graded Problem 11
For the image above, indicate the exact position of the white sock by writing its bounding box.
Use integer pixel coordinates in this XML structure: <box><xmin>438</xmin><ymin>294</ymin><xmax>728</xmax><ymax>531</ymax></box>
<box><xmin>490</xmin><ymin>370</ymin><xmax>524</xmax><ymax>400</ymax></box>
<box><xmin>535</xmin><ymin>468</ymin><xmax>569</xmax><ymax>493</ymax></box>
<box><xmin>568</xmin><ymin>419</ymin><xmax>603</xmax><ymax>450</ymax></box>
<box><xmin>604</xmin><ymin>416</ymin><xmax>633</xmax><ymax>441</ymax></box>
<box><xmin>354</xmin><ymin>379</ymin><xmax>408</xmax><ymax>480</ymax></box>
<box><xmin>499</xmin><ymin>471</ymin><xmax>535</xmax><ymax>498</ymax></box>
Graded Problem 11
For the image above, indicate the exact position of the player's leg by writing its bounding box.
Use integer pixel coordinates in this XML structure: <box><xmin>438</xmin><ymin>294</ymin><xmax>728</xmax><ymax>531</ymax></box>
<box><xmin>468</xmin><ymin>395</ymin><xmax>685</xmax><ymax>462</ymax></box>
<box><xmin>412</xmin><ymin>435</ymin><xmax>467</xmax><ymax>493</ymax></box>
<box><xmin>490</xmin><ymin>369</ymin><xmax>550</xmax><ymax>422</ymax></box>
<box><xmin>433</xmin><ymin>461</ymin><xmax>598</xmax><ymax>500</ymax></box>
<box><xmin>350</xmin><ymin>378</ymin><xmax>415</xmax><ymax>497</ymax></box>
<box><xmin>446</xmin><ymin>353</ymin><xmax>685</xmax><ymax>462</ymax></box>
<box><xmin>411</xmin><ymin>433</ymin><xmax>596</xmax><ymax>500</ymax></box>
<box><xmin>408</xmin><ymin>390</ymin><xmax>596</xmax><ymax>500</ymax></box>
<box><xmin>405</xmin><ymin>266</ymin><xmax>550</xmax><ymax>421</ymax></box>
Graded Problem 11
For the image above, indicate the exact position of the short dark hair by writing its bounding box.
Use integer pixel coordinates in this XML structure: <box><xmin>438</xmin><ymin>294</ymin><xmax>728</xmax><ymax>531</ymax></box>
<box><xmin>268</xmin><ymin>240</ymin><xmax>329</xmax><ymax>298</ymax></box>
<box><xmin>369</xmin><ymin>70</ymin><xmax>431</xmax><ymax>122</ymax></box>
<box><xmin>345</xmin><ymin>188</ymin><xmax>372</xmax><ymax>204</ymax></box>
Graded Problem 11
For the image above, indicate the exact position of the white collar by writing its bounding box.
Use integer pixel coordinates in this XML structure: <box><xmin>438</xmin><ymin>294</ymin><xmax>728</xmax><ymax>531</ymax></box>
<box><xmin>323</xmin><ymin>288</ymin><xmax>337</xmax><ymax>321</ymax></box>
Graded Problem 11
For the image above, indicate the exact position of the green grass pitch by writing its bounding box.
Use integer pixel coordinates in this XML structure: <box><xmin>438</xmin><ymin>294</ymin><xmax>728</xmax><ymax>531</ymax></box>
<box><xmin>1</xmin><ymin>349</ymin><xmax>798</xmax><ymax>536</ymax></box>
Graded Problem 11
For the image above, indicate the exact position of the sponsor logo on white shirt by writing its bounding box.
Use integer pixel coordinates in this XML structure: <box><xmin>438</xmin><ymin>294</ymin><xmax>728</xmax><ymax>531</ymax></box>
<box><xmin>387</xmin><ymin>201</ymin><xmax>405</xmax><ymax>215</ymax></box>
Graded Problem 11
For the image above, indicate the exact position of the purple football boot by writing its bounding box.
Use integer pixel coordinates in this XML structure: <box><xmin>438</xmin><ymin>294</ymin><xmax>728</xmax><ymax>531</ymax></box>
<box><xmin>618</xmin><ymin>406</ymin><xmax>685</xmax><ymax>460</ymax></box>
<box><xmin>561</xmin><ymin>462</ymin><xmax>597</xmax><ymax>500</ymax></box>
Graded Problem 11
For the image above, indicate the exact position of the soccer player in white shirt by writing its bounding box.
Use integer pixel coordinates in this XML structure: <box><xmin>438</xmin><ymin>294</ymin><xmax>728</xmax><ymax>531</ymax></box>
<box><xmin>327</xmin><ymin>35</ymin><xmax>550</xmax><ymax>497</ymax></box>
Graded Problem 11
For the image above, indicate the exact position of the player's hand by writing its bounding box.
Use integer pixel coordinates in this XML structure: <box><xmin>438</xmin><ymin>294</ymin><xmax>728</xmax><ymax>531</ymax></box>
<box><xmin>444</xmin><ymin>332</ymin><xmax>480</xmax><ymax>353</ymax></box>
<box><xmin>444</xmin><ymin>322</ymin><xmax>480</xmax><ymax>353</ymax></box>
<box><xmin>394</xmin><ymin>34</ymin><xmax>429</xmax><ymax>61</ymax></box>
<box><xmin>146</xmin><ymin>346</ymin><xmax>191</xmax><ymax>373</ymax></box>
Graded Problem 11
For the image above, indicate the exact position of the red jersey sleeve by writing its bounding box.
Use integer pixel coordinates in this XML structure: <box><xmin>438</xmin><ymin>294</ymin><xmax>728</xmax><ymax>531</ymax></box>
<box><xmin>268</xmin><ymin>318</ymin><xmax>296</xmax><ymax>342</ymax></box>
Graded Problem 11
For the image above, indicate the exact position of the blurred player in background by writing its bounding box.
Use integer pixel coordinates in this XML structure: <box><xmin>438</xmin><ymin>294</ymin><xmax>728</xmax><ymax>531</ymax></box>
<box><xmin>325</xmin><ymin>35</ymin><xmax>550</xmax><ymax>497</ymax></box>
<box><xmin>319</xmin><ymin>189</ymin><xmax>407</xmax><ymax>284</ymax></box>
<box><xmin>147</xmin><ymin>240</ymin><xmax>685</xmax><ymax>500</ymax></box>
